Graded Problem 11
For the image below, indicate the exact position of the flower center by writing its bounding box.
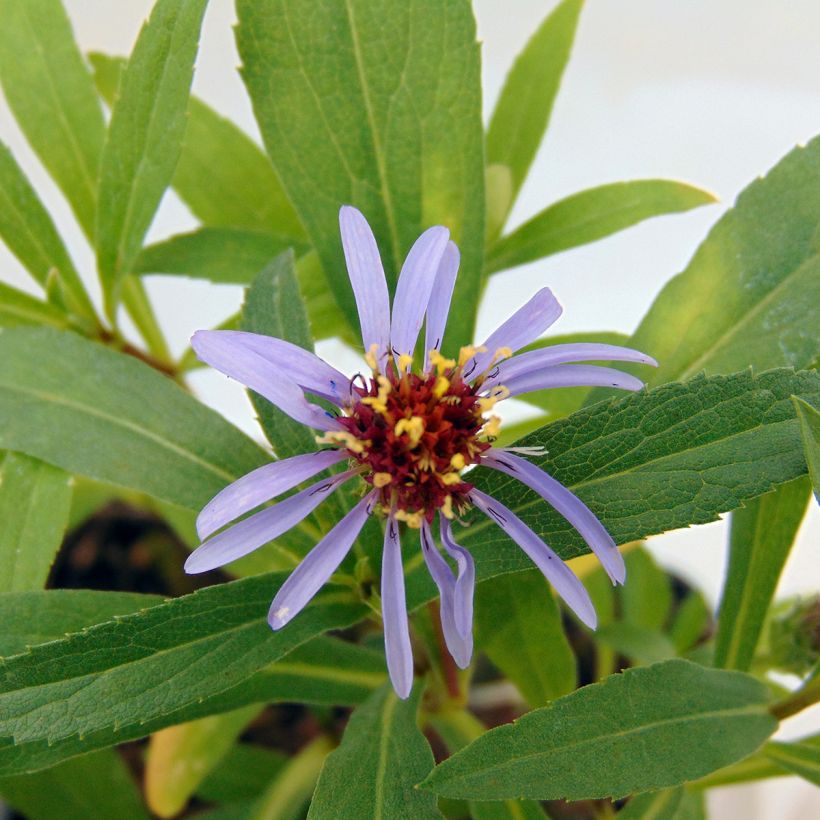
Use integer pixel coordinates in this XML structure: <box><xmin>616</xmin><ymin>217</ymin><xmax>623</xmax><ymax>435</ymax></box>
<box><xmin>320</xmin><ymin>349</ymin><xmax>507</xmax><ymax>527</ymax></box>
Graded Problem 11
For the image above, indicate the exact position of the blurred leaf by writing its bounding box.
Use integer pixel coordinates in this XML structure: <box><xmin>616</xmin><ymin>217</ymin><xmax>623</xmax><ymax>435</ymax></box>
<box><xmin>595</xmin><ymin>623</ymin><xmax>677</xmax><ymax>666</ymax></box>
<box><xmin>0</xmin><ymin>143</ymin><xmax>94</xmax><ymax>320</ymax></box>
<box><xmin>485</xmin><ymin>163</ymin><xmax>514</xmax><ymax>243</ymax></box>
<box><xmin>714</xmin><ymin>477</ymin><xmax>811</xmax><ymax>671</ymax></box>
<box><xmin>486</xmin><ymin>181</ymin><xmax>715</xmax><ymax>274</ymax></box>
<box><xmin>475</xmin><ymin>569</ymin><xmax>576</xmax><ymax>706</ymax></box>
<box><xmin>0</xmin><ymin>574</ymin><xmax>366</xmax><ymax>776</ymax></box>
<box><xmin>0</xmin><ymin>283</ymin><xmax>71</xmax><ymax>330</ymax></box>
<box><xmin>620</xmin><ymin>549</ymin><xmax>672</xmax><ymax>630</ymax></box>
<box><xmin>420</xmin><ymin>660</ymin><xmax>777</xmax><ymax>801</ymax></box>
<box><xmin>0</xmin><ymin>451</ymin><xmax>72</xmax><ymax>592</ymax></box>
<box><xmin>0</xmin><ymin>0</ymin><xmax>105</xmax><ymax>240</ymax></box>
<box><xmin>618</xmin><ymin>788</ymin><xmax>684</xmax><ymax>819</ymax></box>
<box><xmin>0</xmin><ymin>748</ymin><xmax>148</xmax><ymax>820</ymax></box>
<box><xmin>584</xmin><ymin>565</ymin><xmax>617</xmax><ymax>679</ymax></box>
<box><xmin>764</xmin><ymin>739</ymin><xmax>820</xmax><ymax>786</ymax></box>
<box><xmin>146</xmin><ymin>706</ymin><xmax>260</xmax><ymax>818</ymax></box>
<box><xmin>485</xmin><ymin>0</ymin><xmax>582</xmax><ymax>219</ymax></box>
<box><xmin>196</xmin><ymin>744</ymin><xmax>286</xmax><ymax>804</ymax></box>
<box><xmin>793</xmin><ymin>396</ymin><xmax>820</xmax><ymax>499</ymax></box>
<box><xmin>0</xmin><ymin>589</ymin><xmax>162</xmax><ymax>656</ymax></box>
<box><xmin>96</xmin><ymin>0</ymin><xmax>208</xmax><ymax>318</ymax></box>
<box><xmin>308</xmin><ymin>685</ymin><xmax>441</xmax><ymax>819</ymax></box>
<box><xmin>669</xmin><ymin>592</ymin><xmax>710</xmax><ymax>654</ymax></box>
<box><xmin>0</xmin><ymin>326</ymin><xmax>268</xmax><ymax>510</ymax></box>
<box><xmin>236</xmin><ymin>0</ymin><xmax>485</xmax><ymax>352</ymax></box>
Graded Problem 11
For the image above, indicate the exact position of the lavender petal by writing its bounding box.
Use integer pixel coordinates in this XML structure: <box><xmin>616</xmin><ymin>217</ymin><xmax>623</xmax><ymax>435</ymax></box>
<box><xmin>501</xmin><ymin>364</ymin><xmax>645</xmax><ymax>397</ymax></box>
<box><xmin>469</xmin><ymin>488</ymin><xmax>597</xmax><ymax>628</ymax></box>
<box><xmin>391</xmin><ymin>225</ymin><xmax>450</xmax><ymax>362</ymax></box>
<box><xmin>382</xmin><ymin>515</ymin><xmax>414</xmax><ymax>698</ymax></box>
<box><xmin>185</xmin><ymin>470</ymin><xmax>356</xmax><ymax>574</ymax></box>
<box><xmin>483</xmin><ymin>450</ymin><xmax>625</xmax><ymax>585</ymax></box>
<box><xmin>268</xmin><ymin>491</ymin><xmax>374</xmax><ymax>629</ymax></box>
<box><xmin>440</xmin><ymin>518</ymin><xmax>475</xmax><ymax>640</ymax></box>
<box><xmin>424</xmin><ymin>241</ymin><xmax>460</xmax><ymax>368</ymax></box>
<box><xmin>196</xmin><ymin>449</ymin><xmax>347</xmax><ymax>540</ymax></box>
<box><xmin>339</xmin><ymin>206</ymin><xmax>391</xmax><ymax>368</ymax></box>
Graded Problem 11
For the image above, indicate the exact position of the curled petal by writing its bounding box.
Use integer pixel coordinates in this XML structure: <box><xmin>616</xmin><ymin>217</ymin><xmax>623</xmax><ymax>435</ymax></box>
<box><xmin>469</xmin><ymin>489</ymin><xmax>597</xmax><ymax>629</ymax></box>
<box><xmin>196</xmin><ymin>450</ymin><xmax>347</xmax><ymax>540</ymax></box>
<box><xmin>382</xmin><ymin>516</ymin><xmax>414</xmax><ymax>698</ymax></box>
<box><xmin>440</xmin><ymin>518</ymin><xmax>475</xmax><ymax>640</ymax></box>
<box><xmin>420</xmin><ymin>522</ymin><xmax>473</xmax><ymax>668</ymax></box>
<box><xmin>268</xmin><ymin>491</ymin><xmax>375</xmax><ymax>629</ymax></box>
<box><xmin>391</xmin><ymin>226</ymin><xmax>450</xmax><ymax>361</ymax></box>
<box><xmin>468</xmin><ymin>288</ymin><xmax>562</xmax><ymax>377</ymax></box>
<box><xmin>185</xmin><ymin>470</ymin><xmax>356</xmax><ymax>574</ymax></box>
<box><xmin>424</xmin><ymin>241</ymin><xmax>460</xmax><ymax>369</ymax></box>
<box><xmin>488</xmin><ymin>342</ymin><xmax>658</xmax><ymax>388</ymax></box>
<box><xmin>501</xmin><ymin>364</ymin><xmax>645</xmax><ymax>398</ymax></box>
<box><xmin>191</xmin><ymin>331</ymin><xmax>341</xmax><ymax>431</ymax></box>
<box><xmin>482</xmin><ymin>450</ymin><xmax>625</xmax><ymax>585</ymax></box>
<box><xmin>339</xmin><ymin>206</ymin><xmax>391</xmax><ymax>368</ymax></box>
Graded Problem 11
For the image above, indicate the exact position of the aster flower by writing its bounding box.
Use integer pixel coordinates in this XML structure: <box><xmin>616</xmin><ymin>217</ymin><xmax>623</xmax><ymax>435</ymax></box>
<box><xmin>186</xmin><ymin>206</ymin><xmax>657</xmax><ymax>698</ymax></box>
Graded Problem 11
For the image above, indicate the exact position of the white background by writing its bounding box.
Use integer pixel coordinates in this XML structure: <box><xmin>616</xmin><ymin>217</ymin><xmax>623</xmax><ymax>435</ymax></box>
<box><xmin>0</xmin><ymin>1</ymin><xmax>818</xmax><ymax>815</ymax></box>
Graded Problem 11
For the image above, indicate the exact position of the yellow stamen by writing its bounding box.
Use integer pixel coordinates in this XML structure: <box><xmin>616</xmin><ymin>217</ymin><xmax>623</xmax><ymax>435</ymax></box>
<box><xmin>361</xmin><ymin>374</ymin><xmax>392</xmax><ymax>414</ymax></box>
<box><xmin>315</xmin><ymin>430</ymin><xmax>369</xmax><ymax>454</ymax></box>
<box><xmin>458</xmin><ymin>344</ymin><xmax>486</xmax><ymax>367</ymax></box>
<box><xmin>482</xmin><ymin>415</ymin><xmax>502</xmax><ymax>438</ymax></box>
<box><xmin>372</xmin><ymin>472</ymin><xmax>392</xmax><ymax>488</ymax></box>
<box><xmin>397</xmin><ymin>353</ymin><xmax>413</xmax><ymax>373</ymax></box>
<box><xmin>441</xmin><ymin>495</ymin><xmax>454</xmax><ymax>519</ymax></box>
<box><xmin>364</xmin><ymin>343</ymin><xmax>380</xmax><ymax>371</ymax></box>
<box><xmin>493</xmin><ymin>346</ymin><xmax>513</xmax><ymax>362</ymax></box>
<box><xmin>441</xmin><ymin>472</ymin><xmax>462</xmax><ymax>486</ymax></box>
<box><xmin>450</xmin><ymin>453</ymin><xmax>466</xmax><ymax>470</ymax></box>
<box><xmin>394</xmin><ymin>509</ymin><xmax>423</xmax><ymax>529</ymax></box>
<box><xmin>394</xmin><ymin>416</ymin><xmax>425</xmax><ymax>447</ymax></box>
<box><xmin>429</xmin><ymin>350</ymin><xmax>456</xmax><ymax>374</ymax></box>
<box><xmin>432</xmin><ymin>375</ymin><xmax>450</xmax><ymax>398</ymax></box>
<box><xmin>477</xmin><ymin>384</ymin><xmax>510</xmax><ymax>413</ymax></box>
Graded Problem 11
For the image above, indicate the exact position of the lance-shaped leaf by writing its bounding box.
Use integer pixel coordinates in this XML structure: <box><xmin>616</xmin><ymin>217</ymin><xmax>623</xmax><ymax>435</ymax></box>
<box><xmin>420</xmin><ymin>660</ymin><xmax>777</xmax><ymax>801</ymax></box>
<box><xmin>0</xmin><ymin>0</ymin><xmax>105</xmax><ymax>240</ymax></box>
<box><xmin>235</xmin><ymin>0</ymin><xmax>485</xmax><ymax>352</ymax></box>
<box><xmin>0</xmin><ymin>452</ymin><xmax>72</xmax><ymax>592</ymax></box>
<box><xmin>714</xmin><ymin>477</ymin><xmax>811</xmax><ymax>671</ymax></box>
<box><xmin>793</xmin><ymin>396</ymin><xmax>820</xmax><ymax>500</ymax></box>
<box><xmin>0</xmin><ymin>143</ymin><xmax>94</xmax><ymax>320</ymax></box>
<box><xmin>308</xmin><ymin>685</ymin><xmax>441</xmax><ymax>819</ymax></box>
<box><xmin>0</xmin><ymin>748</ymin><xmax>149</xmax><ymax>820</ymax></box>
<box><xmin>764</xmin><ymin>739</ymin><xmax>820</xmax><ymax>787</ymax></box>
<box><xmin>0</xmin><ymin>573</ymin><xmax>367</xmax><ymax>776</ymax></box>
<box><xmin>475</xmin><ymin>569</ymin><xmax>576</xmax><ymax>706</ymax></box>
<box><xmin>0</xmin><ymin>283</ymin><xmax>71</xmax><ymax>330</ymax></box>
<box><xmin>486</xmin><ymin>0</ymin><xmax>582</xmax><ymax>220</ymax></box>
<box><xmin>486</xmin><ymin>180</ymin><xmax>715</xmax><ymax>274</ymax></box>
<box><xmin>195</xmin><ymin>744</ymin><xmax>286</xmax><ymax>804</ymax></box>
<box><xmin>96</xmin><ymin>0</ymin><xmax>208</xmax><ymax>318</ymax></box>
<box><xmin>0</xmin><ymin>326</ymin><xmax>268</xmax><ymax>510</ymax></box>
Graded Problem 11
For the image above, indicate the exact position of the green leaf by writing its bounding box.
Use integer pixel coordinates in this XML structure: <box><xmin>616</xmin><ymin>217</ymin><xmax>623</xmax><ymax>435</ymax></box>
<box><xmin>792</xmin><ymin>396</ymin><xmax>820</xmax><ymax>500</ymax></box>
<box><xmin>0</xmin><ymin>451</ymin><xmax>72</xmax><ymax>592</ymax></box>
<box><xmin>714</xmin><ymin>477</ymin><xmax>811</xmax><ymax>671</ymax></box>
<box><xmin>0</xmin><ymin>142</ymin><xmax>94</xmax><ymax>320</ymax></box>
<box><xmin>420</xmin><ymin>660</ymin><xmax>777</xmax><ymax>801</ymax></box>
<box><xmin>308</xmin><ymin>684</ymin><xmax>441</xmax><ymax>819</ymax></box>
<box><xmin>669</xmin><ymin>592</ymin><xmax>710</xmax><ymax>654</ymax></box>
<box><xmin>486</xmin><ymin>180</ymin><xmax>716</xmax><ymax>274</ymax></box>
<box><xmin>0</xmin><ymin>326</ymin><xmax>268</xmax><ymax>510</ymax></box>
<box><xmin>595</xmin><ymin>623</ymin><xmax>677</xmax><ymax>666</ymax></box>
<box><xmin>764</xmin><ymin>739</ymin><xmax>820</xmax><ymax>786</ymax></box>
<box><xmin>0</xmin><ymin>573</ymin><xmax>367</xmax><ymax>776</ymax></box>
<box><xmin>0</xmin><ymin>0</ymin><xmax>105</xmax><ymax>240</ymax></box>
<box><xmin>485</xmin><ymin>0</ymin><xmax>582</xmax><ymax>216</ymax></box>
<box><xmin>235</xmin><ymin>0</ymin><xmax>485</xmax><ymax>352</ymax></box>
<box><xmin>0</xmin><ymin>748</ymin><xmax>149</xmax><ymax>820</ymax></box>
<box><xmin>419</xmin><ymin>369</ymin><xmax>820</xmax><ymax>589</ymax></box>
<box><xmin>241</xmin><ymin>251</ymin><xmax>321</xmax><ymax>460</ymax></box>
<box><xmin>475</xmin><ymin>569</ymin><xmax>576</xmax><ymax>706</ymax></box>
<box><xmin>623</xmin><ymin>138</ymin><xmax>820</xmax><ymax>389</ymax></box>
<box><xmin>620</xmin><ymin>548</ymin><xmax>672</xmax><ymax>631</ymax></box>
<box><xmin>0</xmin><ymin>283</ymin><xmax>71</xmax><ymax>330</ymax></box>
<box><xmin>196</xmin><ymin>744</ymin><xmax>286</xmax><ymax>804</ymax></box>
<box><xmin>89</xmin><ymin>51</ymin><xmax>306</xmax><ymax>243</ymax></box>
<box><xmin>95</xmin><ymin>0</ymin><xmax>208</xmax><ymax>318</ymax></box>
<box><xmin>0</xmin><ymin>589</ymin><xmax>162</xmax><ymax>656</ymax></box>
<box><xmin>618</xmin><ymin>788</ymin><xmax>684</xmax><ymax>820</ymax></box>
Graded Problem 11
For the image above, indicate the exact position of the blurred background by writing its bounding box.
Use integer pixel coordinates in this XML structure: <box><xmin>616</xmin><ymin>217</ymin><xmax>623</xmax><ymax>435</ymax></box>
<box><xmin>1</xmin><ymin>1</ymin><xmax>818</xmax><ymax>815</ymax></box>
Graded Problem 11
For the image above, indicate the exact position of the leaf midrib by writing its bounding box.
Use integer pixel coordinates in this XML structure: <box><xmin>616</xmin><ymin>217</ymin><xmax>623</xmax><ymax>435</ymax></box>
<box><xmin>373</xmin><ymin>691</ymin><xmax>398</xmax><ymax>820</ymax></box>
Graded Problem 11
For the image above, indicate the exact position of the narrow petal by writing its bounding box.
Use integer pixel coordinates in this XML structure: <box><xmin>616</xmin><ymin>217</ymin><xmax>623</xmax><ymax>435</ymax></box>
<box><xmin>382</xmin><ymin>516</ymin><xmax>414</xmax><ymax>698</ymax></box>
<box><xmin>501</xmin><ymin>364</ymin><xmax>645</xmax><ymax>398</ymax></box>
<box><xmin>191</xmin><ymin>331</ymin><xmax>341</xmax><ymax>431</ymax></box>
<box><xmin>467</xmin><ymin>288</ymin><xmax>562</xmax><ymax>378</ymax></box>
<box><xmin>339</xmin><ymin>206</ymin><xmax>391</xmax><ymax>366</ymax></box>
<box><xmin>268</xmin><ymin>491</ymin><xmax>374</xmax><ymax>629</ymax></box>
<box><xmin>198</xmin><ymin>330</ymin><xmax>351</xmax><ymax>405</ymax></box>
<box><xmin>420</xmin><ymin>522</ymin><xmax>473</xmax><ymax>668</ymax></box>
<box><xmin>196</xmin><ymin>450</ymin><xmax>347</xmax><ymax>540</ymax></box>
<box><xmin>424</xmin><ymin>241</ymin><xmax>460</xmax><ymax>368</ymax></box>
<box><xmin>185</xmin><ymin>470</ymin><xmax>356</xmax><ymax>574</ymax></box>
<box><xmin>391</xmin><ymin>226</ymin><xmax>450</xmax><ymax>361</ymax></box>
<box><xmin>482</xmin><ymin>450</ymin><xmax>625</xmax><ymax>585</ymax></box>
<box><xmin>440</xmin><ymin>518</ymin><xmax>475</xmax><ymax>640</ymax></box>
<box><xmin>469</xmin><ymin>489</ymin><xmax>597</xmax><ymax>628</ymax></box>
<box><xmin>488</xmin><ymin>342</ymin><xmax>658</xmax><ymax>388</ymax></box>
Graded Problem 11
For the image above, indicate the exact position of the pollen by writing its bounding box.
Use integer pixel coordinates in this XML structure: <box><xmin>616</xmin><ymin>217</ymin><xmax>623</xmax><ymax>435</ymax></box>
<box><xmin>394</xmin><ymin>416</ymin><xmax>425</xmax><ymax>447</ymax></box>
<box><xmin>372</xmin><ymin>472</ymin><xmax>393</xmax><ymax>488</ymax></box>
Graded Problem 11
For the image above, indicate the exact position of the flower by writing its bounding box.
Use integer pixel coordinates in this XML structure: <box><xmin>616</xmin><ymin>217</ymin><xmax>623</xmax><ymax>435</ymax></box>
<box><xmin>186</xmin><ymin>206</ymin><xmax>657</xmax><ymax>698</ymax></box>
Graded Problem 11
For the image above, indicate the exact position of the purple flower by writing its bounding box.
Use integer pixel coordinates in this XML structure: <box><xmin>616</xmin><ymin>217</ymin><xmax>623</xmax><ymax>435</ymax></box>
<box><xmin>187</xmin><ymin>206</ymin><xmax>657</xmax><ymax>698</ymax></box>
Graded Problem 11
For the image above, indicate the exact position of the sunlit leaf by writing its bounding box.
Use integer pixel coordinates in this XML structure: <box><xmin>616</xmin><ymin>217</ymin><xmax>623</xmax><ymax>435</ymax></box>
<box><xmin>792</xmin><ymin>396</ymin><xmax>820</xmax><ymax>500</ymax></box>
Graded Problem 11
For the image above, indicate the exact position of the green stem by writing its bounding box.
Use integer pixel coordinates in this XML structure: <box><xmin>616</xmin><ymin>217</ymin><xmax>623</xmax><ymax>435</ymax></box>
<box><xmin>770</xmin><ymin>672</ymin><xmax>820</xmax><ymax>721</ymax></box>
<box><xmin>121</xmin><ymin>275</ymin><xmax>173</xmax><ymax>365</ymax></box>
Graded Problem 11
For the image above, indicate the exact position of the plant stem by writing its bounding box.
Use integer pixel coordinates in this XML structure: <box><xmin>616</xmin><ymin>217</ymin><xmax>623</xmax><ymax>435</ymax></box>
<box><xmin>770</xmin><ymin>670</ymin><xmax>820</xmax><ymax>721</ymax></box>
<box><xmin>428</xmin><ymin>600</ymin><xmax>461</xmax><ymax>701</ymax></box>
<box><xmin>121</xmin><ymin>275</ymin><xmax>173</xmax><ymax>365</ymax></box>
